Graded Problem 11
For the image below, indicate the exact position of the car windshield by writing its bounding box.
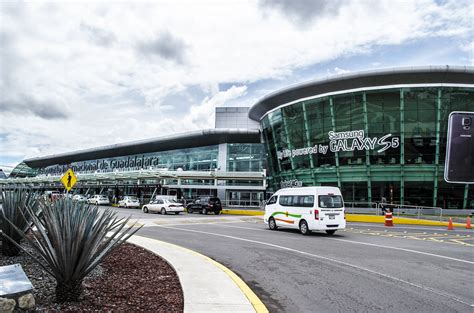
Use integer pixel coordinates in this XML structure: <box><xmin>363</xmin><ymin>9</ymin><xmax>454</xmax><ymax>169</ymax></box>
<box><xmin>166</xmin><ymin>199</ymin><xmax>178</xmax><ymax>203</ymax></box>
<box><xmin>127</xmin><ymin>197</ymin><xmax>138</xmax><ymax>201</ymax></box>
<box><xmin>318</xmin><ymin>195</ymin><xmax>343</xmax><ymax>208</ymax></box>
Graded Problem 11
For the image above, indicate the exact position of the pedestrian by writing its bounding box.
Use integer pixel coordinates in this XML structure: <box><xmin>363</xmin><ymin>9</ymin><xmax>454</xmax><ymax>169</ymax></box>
<box><xmin>381</xmin><ymin>197</ymin><xmax>387</xmax><ymax>214</ymax></box>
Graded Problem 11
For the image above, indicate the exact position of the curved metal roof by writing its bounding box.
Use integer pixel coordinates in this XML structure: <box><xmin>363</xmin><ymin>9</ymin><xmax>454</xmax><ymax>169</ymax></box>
<box><xmin>24</xmin><ymin>128</ymin><xmax>261</xmax><ymax>168</ymax></box>
<box><xmin>249</xmin><ymin>65</ymin><xmax>474</xmax><ymax>121</ymax></box>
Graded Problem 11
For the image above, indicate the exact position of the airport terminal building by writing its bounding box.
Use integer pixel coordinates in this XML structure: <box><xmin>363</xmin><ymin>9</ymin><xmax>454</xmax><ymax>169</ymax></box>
<box><xmin>6</xmin><ymin>109</ymin><xmax>267</xmax><ymax>206</ymax></box>
<box><xmin>249</xmin><ymin>66</ymin><xmax>474</xmax><ymax>210</ymax></box>
<box><xmin>3</xmin><ymin>66</ymin><xmax>474</xmax><ymax>209</ymax></box>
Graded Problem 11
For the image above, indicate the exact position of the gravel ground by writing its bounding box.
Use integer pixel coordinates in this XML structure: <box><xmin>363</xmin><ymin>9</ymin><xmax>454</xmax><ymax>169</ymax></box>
<box><xmin>0</xmin><ymin>240</ymin><xmax>184</xmax><ymax>312</ymax></box>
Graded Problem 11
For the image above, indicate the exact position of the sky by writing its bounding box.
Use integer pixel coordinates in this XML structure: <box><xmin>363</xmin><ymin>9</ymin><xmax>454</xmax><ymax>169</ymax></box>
<box><xmin>0</xmin><ymin>0</ymin><xmax>473</xmax><ymax>173</ymax></box>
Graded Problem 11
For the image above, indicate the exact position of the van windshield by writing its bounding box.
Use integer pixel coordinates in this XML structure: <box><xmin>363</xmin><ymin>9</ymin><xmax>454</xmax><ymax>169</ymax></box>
<box><xmin>318</xmin><ymin>195</ymin><xmax>343</xmax><ymax>208</ymax></box>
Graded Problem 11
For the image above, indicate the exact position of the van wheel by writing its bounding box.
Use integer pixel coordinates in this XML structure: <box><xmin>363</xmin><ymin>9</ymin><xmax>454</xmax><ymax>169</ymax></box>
<box><xmin>268</xmin><ymin>217</ymin><xmax>277</xmax><ymax>230</ymax></box>
<box><xmin>326</xmin><ymin>230</ymin><xmax>336</xmax><ymax>235</ymax></box>
<box><xmin>143</xmin><ymin>206</ymin><xmax>149</xmax><ymax>213</ymax></box>
<box><xmin>299</xmin><ymin>220</ymin><xmax>310</xmax><ymax>235</ymax></box>
<box><xmin>161</xmin><ymin>208</ymin><xmax>167</xmax><ymax>215</ymax></box>
<box><xmin>202</xmin><ymin>208</ymin><xmax>208</xmax><ymax>215</ymax></box>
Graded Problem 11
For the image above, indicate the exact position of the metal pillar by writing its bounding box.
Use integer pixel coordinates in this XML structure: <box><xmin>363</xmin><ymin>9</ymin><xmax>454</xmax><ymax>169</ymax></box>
<box><xmin>463</xmin><ymin>184</ymin><xmax>469</xmax><ymax>209</ymax></box>
<box><xmin>302</xmin><ymin>102</ymin><xmax>316</xmax><ymax>184</ymax></box>
<box><xmin>269</xmin><ymin>118</ymin><xmax>283</xmax><ymax>172</ymax></box>
<box><xmin>399</xmin><ymin>89</ymin><xmax>405</xmax><ymax>205</ymax></box>
<box><xmin>433</xmin><ymin>89</ymin><xmax>442</xmax><ymax>207</ymax></box>
<box><xmin>362</xmin><ymin>93</ymin><xmax>372</xmax><ymax>203</ymax></box>
<box><xmin>329</xmin><ymin>97</ymin><xmax>342</xmax><ymax>189</ymax></box>
<box><xmin>281</xmin><ymin>111</ymin><xmax>296</xmax><ymax>171</ymax></box>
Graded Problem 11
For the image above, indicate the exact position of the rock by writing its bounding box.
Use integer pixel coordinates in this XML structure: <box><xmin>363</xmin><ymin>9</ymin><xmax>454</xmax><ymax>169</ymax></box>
<box><xmin>18</xmin><ymin>293</ymin><xmax>35</xmax><ymax>309</ymax></box>
<box><xmin>0</xmin><ymin>297</ymin><xmax>16</xmax><ymax>312</ymax></box>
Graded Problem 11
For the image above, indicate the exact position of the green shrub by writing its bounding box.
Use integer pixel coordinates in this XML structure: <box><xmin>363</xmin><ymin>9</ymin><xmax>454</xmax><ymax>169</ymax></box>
<box><xmin>3</xmin><ymin>197</ymin><xmax>141</xmax><ymax>302</ymax></box>
<box><xmin>0</xmin><ymin>189</ymin><xmax>39</xmax><ymax>256</ymax></box>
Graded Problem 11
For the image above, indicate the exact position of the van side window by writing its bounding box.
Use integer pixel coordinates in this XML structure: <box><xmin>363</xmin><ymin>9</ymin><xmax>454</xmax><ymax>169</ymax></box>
<box><xmin>279</xmin><ymin>195</ymin><xmax>293</xmax><ymax>206</ymax></box>
<box><xmin>298</xmin><ymin>195</ymin><xmax>314</xmax><ymax>207</ymax></box>
<box><xmin>279</xmin><ymin>195</ymin><xmax>314</xmax><ymax>207</ymax></box>
<box><xmin>267</xmin><ymin>196</ymin><xmax>277</xmax><ymax>205</ymax></box>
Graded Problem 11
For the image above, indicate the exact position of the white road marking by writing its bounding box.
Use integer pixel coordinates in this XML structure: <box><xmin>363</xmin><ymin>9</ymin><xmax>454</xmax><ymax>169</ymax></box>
<box><xmin>152</xmin><ymin>220</ymin><xmax>246</xmax><ymax>227</ymax></box>
<box><xmin>214</xmin><ymin>224</ymin><xmax>474</xmax><ymax>264</ymax></box>
<box><xmin>158</xmin><ymin>225</ymin><xmax>473</xmax><ymax>307</ymax></box>
<box><xmin>329</xmin><ymin>238</ymin><xmax>473</xmax><ymax>265</ymax></box>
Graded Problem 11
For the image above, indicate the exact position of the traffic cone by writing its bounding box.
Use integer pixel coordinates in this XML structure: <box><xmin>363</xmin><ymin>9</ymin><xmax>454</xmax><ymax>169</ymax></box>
<box><xmin>384</xmin><ymin>211</ymin><xmax>393</xmax><ymax>227</ymax></box>
<box><xmin>447</xmin><ymin>217</ymin><xmax>454</xmax><ymax>230</ymax></box>
<box><xmin>466</xmin><ymin>216</ymin><xmax>472</xmax><ymax>229</ymax></box>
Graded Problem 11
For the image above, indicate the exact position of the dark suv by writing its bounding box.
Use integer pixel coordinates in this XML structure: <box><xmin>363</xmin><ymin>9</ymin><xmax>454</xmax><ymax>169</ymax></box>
<box><xmin>187</xmin><ymin>197</ymin><xmax>222</xmax><ymax>215</ymax></box>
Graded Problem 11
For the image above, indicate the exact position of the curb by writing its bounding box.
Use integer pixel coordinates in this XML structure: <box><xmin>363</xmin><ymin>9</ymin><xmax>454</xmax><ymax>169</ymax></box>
<box><xmin>128</xmin><ymin>235</ymin><xmax>268</xmax><ymax>313</ymax></box>
<box><xmin>222</xmin><ymin>209</ymin><xmax>264</xmax><ymax>216</ymax></box>
<box><xmin>183</xmin><ymin>246</ymin><xmax>269</xmax><ymax>313</ymax></box>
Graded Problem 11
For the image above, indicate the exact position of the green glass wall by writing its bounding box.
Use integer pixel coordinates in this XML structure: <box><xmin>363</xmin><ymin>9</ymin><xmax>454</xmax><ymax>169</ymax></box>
<box><xmin>261</xmin><ymin>87</ymin><xmax>474</xmax><ymax>209</ymax></box>
<box><xmin>9</xmin><ymin>162</ymin><xmax>39</xmax><ymax>178</ymax></box>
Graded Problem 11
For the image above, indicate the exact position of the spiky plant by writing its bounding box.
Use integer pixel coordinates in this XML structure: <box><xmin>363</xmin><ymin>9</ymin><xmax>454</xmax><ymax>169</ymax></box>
<box><xmin>0</xmin><ymin>189</ymin><xmax>39</xmax><ymax>256</ymax></box>
<box><xmin>3</xmin><ymin>197</ymin><xmax>142</xmax><ymax>303</ymax></box>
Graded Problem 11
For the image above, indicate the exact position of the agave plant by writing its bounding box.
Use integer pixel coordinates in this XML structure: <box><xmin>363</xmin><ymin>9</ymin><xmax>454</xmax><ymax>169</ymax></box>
<box><xmin>0</xmin><ymin>189</ymin><xmax>39</xmax><ymax>256</ymax></box>
<box><xmin>3</xmin><ymin>197</ymin><xmax>141</xmax><ymax>302</ymax></box>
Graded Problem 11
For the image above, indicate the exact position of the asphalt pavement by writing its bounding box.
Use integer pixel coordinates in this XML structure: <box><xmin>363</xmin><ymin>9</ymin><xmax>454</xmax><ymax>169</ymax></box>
<box><xmin>104</xmin><ymin>206</ymin><xmax>474</xmax><ymax>312</ymax></box>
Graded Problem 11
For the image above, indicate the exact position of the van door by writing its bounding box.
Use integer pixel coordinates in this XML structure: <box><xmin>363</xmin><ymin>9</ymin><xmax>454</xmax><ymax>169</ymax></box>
<box><xmin>317</xmin><ymin>194</ymin><xmax>344</xmax><ymax>224</ymax></box>
<box><xmin>297</xmin><ymin>194</ymin><xmax>315</xmax><ymax>224</ymax></box>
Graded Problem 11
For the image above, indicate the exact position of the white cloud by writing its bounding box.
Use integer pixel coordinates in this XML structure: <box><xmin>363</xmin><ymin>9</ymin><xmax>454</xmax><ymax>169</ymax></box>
<box><xmin>0</xmin><ymin>0</ymin><xmax>472</xmax><ymax>165</ymax></box>
<box><xmin>183</xmin><ymin>85</ymin><xmax>248</xmax><ymax>129</ymax></box>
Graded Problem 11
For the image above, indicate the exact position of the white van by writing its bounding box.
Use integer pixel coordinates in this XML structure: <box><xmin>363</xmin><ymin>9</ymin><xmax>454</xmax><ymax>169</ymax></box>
<box><xmin>263</xmin><ymin>187</ymin><xmax>346</xmax><ymax>235</ymax></box>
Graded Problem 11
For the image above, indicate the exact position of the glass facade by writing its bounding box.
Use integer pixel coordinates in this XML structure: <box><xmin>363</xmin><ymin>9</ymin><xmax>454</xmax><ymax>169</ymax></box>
<box><xmin>227</xmin><ymin>143</ymin><xmax>265</xmax><ymax>172</ymax></box>
<box><xmin>261</xmin><ymin>87</ymin><xmax>474</xmax><ymax>209</ymax></box>
<box><xmin>9</xmin><ymin>162</ymin><xmax>39</xmax><ymax>178</ymax></box>
<box><xmin>38</xmin><ymin>145</ymin><xmax>219</xmax><ymax>176</ymax></box>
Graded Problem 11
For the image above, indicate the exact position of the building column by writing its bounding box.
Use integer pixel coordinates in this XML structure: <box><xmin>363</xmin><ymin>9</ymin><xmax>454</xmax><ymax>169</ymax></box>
<box><xmin>362</xmin><ymin>92</ymin><xmax>372</xmax><ymax>203</ymax></box>
<box><xmin>463</xmin><ymin>184</ymin><xmax>469</xmax><ymax>209</ymax></box>
<box><xmin>400</xmin><ymin>89</ymin><xmax>405</xmax><ymax>205</ymax></box>
<box><xmin>329</xmin><ymin>97</ymin><xmax>342</xmax><ymax>189</ymax></box>
<box><xmin>217</xmin><ymin>143</ymin><xmax>227</xmax><ymax>172</ymax></box>
<box><xmin>433</xmin><ymin>89</ymin><xmax>442</xmax><ymax>207</ymax></box>
<box><xmin>281</xmin><ymin>112</ymin><xmax>296</xmax><ymax>171</ymax></box>
<box><xmin>302</xmin><ymin>102</ymin><xmax>316</xmax><ymax>184</ymax></box>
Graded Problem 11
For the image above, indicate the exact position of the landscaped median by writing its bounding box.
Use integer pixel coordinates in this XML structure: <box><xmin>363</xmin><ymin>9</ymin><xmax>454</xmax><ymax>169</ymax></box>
<box><xmin>221</xmin><ymin>209</ymin><xmax>468</xmax><ymax>227</ymax></box>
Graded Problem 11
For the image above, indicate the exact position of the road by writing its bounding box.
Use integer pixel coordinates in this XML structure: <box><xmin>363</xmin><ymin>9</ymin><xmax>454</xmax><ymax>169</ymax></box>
<box><xmin>108</xmin><ymin>206</ymin><xmax>474</xmax><ymax>312</ymax></box>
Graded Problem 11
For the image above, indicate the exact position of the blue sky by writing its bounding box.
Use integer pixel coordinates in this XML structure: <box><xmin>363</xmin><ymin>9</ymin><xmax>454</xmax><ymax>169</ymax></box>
<box><xmin>0</xmin><ymin>0</ymin><xmax>472</xmax><ymax>173</ymax></box>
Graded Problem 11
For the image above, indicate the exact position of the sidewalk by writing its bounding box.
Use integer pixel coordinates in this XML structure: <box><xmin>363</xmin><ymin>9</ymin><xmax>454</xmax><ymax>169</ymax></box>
<box><xmin>127</xmin><ymin>235</ymin><xmax>268</xmax><ymax>313</ymax></box>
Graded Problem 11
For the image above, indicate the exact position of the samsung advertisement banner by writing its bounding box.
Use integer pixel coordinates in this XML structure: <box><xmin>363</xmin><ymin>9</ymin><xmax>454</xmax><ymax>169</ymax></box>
<box><xmin>277</xmin><ymin>130</ymin><xmax>400</xmax><ymax>161</ymax></box>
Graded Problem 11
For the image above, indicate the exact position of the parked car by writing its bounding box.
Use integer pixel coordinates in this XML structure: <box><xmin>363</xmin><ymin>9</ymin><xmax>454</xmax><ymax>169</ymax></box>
<box><xmin>87</xmin><ymin>195</ymin><xmax>110</xmax><ymax>206</ymax></box>
<box><xmin>142</xmin><ymin>199</ymin><xmax>185</xmax><ymax>215</ymax></box>
<box><xmin>72</xmin><ymin>194</ymin><xmax>88</xmax><ymax>202</ymax></box>
<box><xmin>118</xmin><ymin>196</ymin><xmax>140</xmax><ymax>208</ymax></box>
<box><xmin>186</xmin><ymin>197</ymin><xmax>222</xmax><ymax>215</ymax></box>
<box><xmin>44</xmin><ymin>191</ymin><xmax>61</xmax><ymax>201</ymax></box>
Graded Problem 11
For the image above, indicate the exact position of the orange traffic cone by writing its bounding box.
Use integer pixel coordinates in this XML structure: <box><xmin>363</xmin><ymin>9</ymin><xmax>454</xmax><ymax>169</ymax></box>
<box><xmin>384</xmin><ymin>211</ymin><xmax>393</xmax><ymax>227</ymax></box>
<box><xmin>447</xmin><ymin>217</ymin><xmax>454</xmax><ymax>230</ymax></box>
<box><xmin>466</xmin><ymin>216</ymin><xmax>472</xmax><ymax>229</ymax></box>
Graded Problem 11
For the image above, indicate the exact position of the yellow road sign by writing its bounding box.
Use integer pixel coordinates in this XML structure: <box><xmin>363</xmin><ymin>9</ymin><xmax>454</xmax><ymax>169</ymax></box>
<box><xmin>61</xmin><ymin>169</ymin><xmax>77</xmax><ymax>191</ymax></box>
